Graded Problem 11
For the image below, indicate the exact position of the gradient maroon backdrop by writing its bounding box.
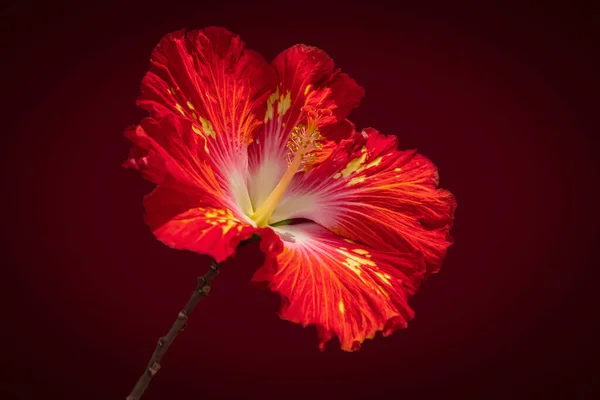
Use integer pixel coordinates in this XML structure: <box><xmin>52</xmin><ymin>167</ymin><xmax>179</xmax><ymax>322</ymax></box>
<box><xmin>2</xmin><ymin>2</ymin><xmax>598</xmax><ymax>399</ymax></box>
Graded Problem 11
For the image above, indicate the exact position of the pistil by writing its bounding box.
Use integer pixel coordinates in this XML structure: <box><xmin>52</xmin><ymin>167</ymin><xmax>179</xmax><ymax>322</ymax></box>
<box><xmin>251</xmin><ymin>114</ymin><xmax>325</xmax><ymax>227</ymax></box>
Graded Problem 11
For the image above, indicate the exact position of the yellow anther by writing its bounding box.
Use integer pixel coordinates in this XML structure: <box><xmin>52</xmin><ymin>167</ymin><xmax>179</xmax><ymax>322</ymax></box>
<box><xmin>284</xmin><ymin>124</ymin><xmax>324</xmax><ymax>171</ymax></box>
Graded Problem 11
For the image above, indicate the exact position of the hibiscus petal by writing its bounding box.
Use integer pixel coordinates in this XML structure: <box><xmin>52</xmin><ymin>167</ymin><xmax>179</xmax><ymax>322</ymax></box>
<box><xmin>124</xmin><ymin>116</ymin><xmax>227</xmax><ymax>210</ymax></box>
<box><xmin>132</xmin><ymin>27</ymin><xmax>277</xmax><ymax>217</ymax></box>
<box><xmin>144</xmin><ymin>177</ymin><xmax>282</xmax><ymax>262</ymax></box>
<box><xmin>247</xmin><ymin>45</ymin><xmax>364</xmax><ymax>211</ymax></box>
<box><xmin>271</xmin><ymin>128</ymin><xmax>456</xmax><ymax>276</ymax></box>
<box><xmin>125</xmin><ymin>103</ymin><xmax>276</xmax><ymax>262</ymax></box>
<box><xmin>252</xmin><ymin>222</ymin><xmax>425</xmax><ymax>351</ymax></box>
<box><xmin>138</xmin><ymin>27</ymin><xmax>275</xmax><ymax>146</ymax></box>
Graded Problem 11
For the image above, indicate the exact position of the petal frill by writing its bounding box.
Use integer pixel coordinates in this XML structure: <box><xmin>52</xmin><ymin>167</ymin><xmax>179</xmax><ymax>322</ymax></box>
<box><xmin>270</xmin><ymin>128</ymin><xmax>457</xmax><ymax>276</ymax></box>
<box><xmin>123</xmin><ymin>123</ymin><xmax>167</xmax><ymax>185</ymax></box>
<box><xmin>133</xmin><ymin>27</ymin><xmax>277</xmax><ymax>216</ymax></box>
<box><xmin>252</xmin><ymin>222</ymin><xmax>425</xmax><ymax>351</ymax></box>
<box><xmin>247</xmin><ymin>45</ymin><xmax>364</xmax><ymax>211</ymax></box>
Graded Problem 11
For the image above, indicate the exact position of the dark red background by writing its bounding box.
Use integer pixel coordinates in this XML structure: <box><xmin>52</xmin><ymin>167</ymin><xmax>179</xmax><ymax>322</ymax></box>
<box><xmin>2</xmin><ymin>2</ymin><xmax>598</xmax><ymax>399</ymax></box>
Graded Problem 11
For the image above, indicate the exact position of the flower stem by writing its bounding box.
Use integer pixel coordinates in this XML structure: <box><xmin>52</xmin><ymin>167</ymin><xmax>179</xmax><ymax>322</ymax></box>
<box><xmin>126</xmin><ymin>260</ymin><xmax>221</xmax><ymax>400</ymax></box>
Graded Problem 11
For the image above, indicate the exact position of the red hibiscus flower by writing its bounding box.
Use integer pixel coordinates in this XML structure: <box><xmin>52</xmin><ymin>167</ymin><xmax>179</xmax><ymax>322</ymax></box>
<box><xmin>124</xmin><ymin>27</ymin><xmax>456</xmax><ymax>352</ymax></box>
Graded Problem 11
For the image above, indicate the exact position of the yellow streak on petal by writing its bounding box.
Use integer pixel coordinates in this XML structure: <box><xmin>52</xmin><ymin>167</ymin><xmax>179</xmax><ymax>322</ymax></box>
<box><xmin>394</xmin><ymin>167</ymin><xmax>402</xmax><ymax>172</ymax></box>
<box><xmin>337</xmin><ymin>248</ymin><xmax>377</xmax><ymax>268</ymax></box>
<box><xmin>352</xmin><ymin>248</ymin><xmax>370</xmax><ymax>255</ymax></box>
<box><xmin>333</xmin><ymin>172</ymin><xmax>342</xmax><ymax>179</ymax></box>
<box><xmin>199</xmin><ymin>117</ymin><xmax>216</xmax><ymax>139</ymax></box>
<box><xmin>337</xmin><ymin>248</ymin><xmax>390</xmax><ymax>298</ymax></box>
<box><xmin>374</xmin><ymin>271</ymin><xmax>392</xmax><ymax>287</ymax></box>
<box><xmin>352</xmin><ymin>155</ymin><xmax>383</xmax><ymax>176</ymax></box>
<box><xmin>203</xmin><ymin>209</ymin><xmax>240</xmax><ymax>235</ymax></box>
<box><xmin>343</xmin><ymin>238</ymin><xmax>355</xmax><ymax>244</ymax></box>
<box><xmin>191</xmin><ymin>125</ymin><xmax>210</xmax><ymax>153</ymax></box>
<box><xmin>175</xmin><ymin>103</ymin><xmax>185</xmax><ymax>116</ymax></box>
<box><xmin>304</xmin><ymin>84</ymin><xmax>312</xmax><ymax>95</ymax></box>
<box><xmin>264</xmin><ymin>88</ymin><xmax>280</xmax><ymax>122</ymax></box>
<box><xmin>341</xmin><ymin>258</ymin><xmax>362</xmax><ymax>275</ymax></box>
<box><xmin>204</xmin><ymin>210</ymin><xmax>220</xmax><ymax>218</ymax></box>
<box><xmin>221</xmin><ymin>219</ymin><xmax>237</xmax><ymax>235</ymax></box>
<box><xmin>277</xmin><ymin>91</ymin><xmax>291</xmax><ymax>116</ymax></box>
<box><xmin>365</xmin><ymin>156</ymin><xmax>383</xmax><ymax>169</ymax></box>
<box><xmin>348</xmin><ymin>176</ymin><xmax>366</xmax><ymax>186</ymax></box>
<box><xmin>186</xmin><ymin>101</ymin><xmax>195</xmax><ymax>110</ymax></box>
<box><xmin>339</xmin><ymin>150</ymin><xmax>368</xmax><ymax>178</ymax></box>
<box><xmin>338</xmin><ymin>300</ymin><xmax>345</xmax><ymax>314</ymax></box>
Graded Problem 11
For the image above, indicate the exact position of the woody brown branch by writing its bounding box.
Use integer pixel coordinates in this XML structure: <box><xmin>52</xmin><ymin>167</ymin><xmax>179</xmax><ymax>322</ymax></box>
<box><xmin>126</xmin><ymin>260</ymin><xmax>221</xmax><ymax>400</ymax></box>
